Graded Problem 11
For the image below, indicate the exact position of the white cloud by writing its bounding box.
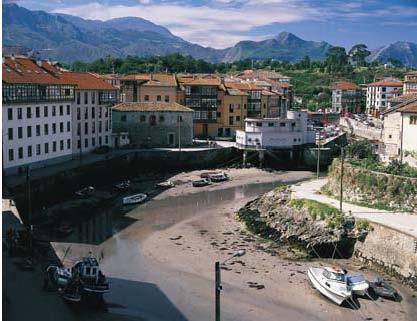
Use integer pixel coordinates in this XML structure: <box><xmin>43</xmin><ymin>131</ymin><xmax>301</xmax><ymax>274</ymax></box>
<box><xmin>52</xmin><ymin>1</ymin><xmax>316</xmax><ymax>48</ymax></box>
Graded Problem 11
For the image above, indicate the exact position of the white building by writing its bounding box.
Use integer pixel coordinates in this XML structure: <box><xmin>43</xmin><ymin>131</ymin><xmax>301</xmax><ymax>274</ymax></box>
<box><xmin>60</xmin><ymin>72</ymin><xmax>119</xmax><ymax>155</ymax></box>
<box><xmin>235</xmin><ymin>110</ymin><xmax>315</xmax><ymax>149</ymax></box>
<box><xmin>331</xmin><ymin>81</ymin><xmax>362</xmax><ymax>114</ymax></box>
<box><xmin>366</xmin><ymin>80</ymin><xmax>403</xmax><ymax>116</ymax></box>
<box><xmin>2</xmin><ymin>56</ymin><xmax>75</xmax><ymax>174</ymax></box>
<box><xmin>403</xmin><ymin>71</ymin><xmax>417</xmax><ymax>95</ymax></box>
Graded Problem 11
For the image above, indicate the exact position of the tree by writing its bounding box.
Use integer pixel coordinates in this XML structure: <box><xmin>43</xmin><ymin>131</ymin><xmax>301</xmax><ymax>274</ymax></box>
<box><xmin>325</xmin><ymin>47</ymin><xmax>348</xmax><ymax>73</ymax></box>
<box><xmin>348</xmin><ymin>44</ymin><xmax>370</xmax><ymax>67</ymax></box>
<box><xmin>346</xmin><ymin>140</ymin><xmax>374</xmax><ymax>159</ymax></box>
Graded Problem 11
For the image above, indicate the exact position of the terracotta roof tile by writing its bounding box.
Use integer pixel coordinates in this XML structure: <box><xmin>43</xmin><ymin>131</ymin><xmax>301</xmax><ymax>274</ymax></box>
<box><xmin>224</xmin><ymin>81</ymin><xmax>262</xmax><ymax>91</ymax></box>
<box><xmin>334</xmin><ymin>81</ymin><xmax>360</xmax><ymax>90</ymax></box>
<box><xmin>179</xmin><ymin>77</ymin><xmax>221</xmax><ymax>86</ymax></box>
<box><xmin>60</xmin><ymin>71</ymin><xmax>117</xmax><ymax>90</ymax></box>
<box><xmin>398</xmin><ymin>102</ymin><xmax>417</xmax><ymax>113</ymax></box>
<box><xmin>367</xmin><ymin>80</ymin><xmax>403</xmax><ymax>87</ymax></box>
<box><xmin>112</xmin><ymin>102</ymin><xmax>193</xmax><ymax>112</ymax></box>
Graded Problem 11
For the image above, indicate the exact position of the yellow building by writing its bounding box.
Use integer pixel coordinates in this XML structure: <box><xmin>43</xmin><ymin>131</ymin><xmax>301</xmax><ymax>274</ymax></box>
<box><xmin>217</xmin><ymin>88</ymin><xmax>247</xmax><ymax>138</ymax></box>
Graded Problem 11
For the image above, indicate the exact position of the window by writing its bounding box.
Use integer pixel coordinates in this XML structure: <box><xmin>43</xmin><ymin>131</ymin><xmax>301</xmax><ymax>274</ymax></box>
<box><xmin>84</xmin><ymin>92</ymin><xmax>88</xmax><ymax>104</ymax></box>
<box><xmin>60</xmin><ymin>140</ymin><xmax>64</xmax><ymax>151</ymax></box>
<box><xmin>27</xmin><ymin>107</ymin><xmax>32</xmax><ymax>119</ymax></box>
<box><xmin>8</xmin><ymin>149</ymin><xmax>14</xmax><ymax>161</ymax></box>
<box><xmin>84</xmin><ymin>108</ymin><xmax>88</xmax><ymax>120</ymax></box>
<box><xmin>140</xmin><ymin>115</ymin><xmax>146</xmax><ymax>122</ymax></box>
<box><xmin>77</xmin><ymin>140</ymin><xmax>80</xmax><ymax>149</ymax></box>
<box><xmin>229</xmin><ymin>116</ymin><xmax>234</xmax><ymax>125</ymax></box>
<box><xmin>178</xmin><ymin>115</ymin><xmax>183</xmax><ymax>122</ymax></box>
<box><xmin>236</xmin><ymin>116</ymin><xmax>240</xmax><ymax>122</ymax></box>
<box><xmin>36</xmin><ymin>106</ymin><xmax>40</xmax><ymax>118</ymax></box>
<box><xmin>36</xmin><ymin>144</ymin><xmax>41</xmax><ymax>155</ymax></box>
<box><xmin>159</xmin><ymin>115</ymin><xmax>165</xmax><ymax>122</ymax></box>
<box><xmin>388</xmin><ymin>134</ymin><xmax>392</xmax><ymax>139</ymax></box>
<box><xmin>410</xmin><ymin>116</ymin><xmax>417</xmax><ymax>125</ymax></box>
<box><xmin>99</xmin><ymin>137</ymin><xmax>102</xmax><ymax>145</ymax></box>
<box><xmin>92</xmin><ymin>137</ymin><xmax>96</xmax><ymax>147</ymax></box>
<box><xmin>18</xmin><ymin>108</ymin><xmax>22</xmax><ymax>119</ymax></box>
<box><xmin>53</xmin><ymin>141</ymin><xmax>57</xmax><ymax>152</ymax></box>
<box><xmin>27</xmin><ymin>146</ymin><xmax>32</xmax><ymax>157</ymax></box>
<box><xmin>91</xmin><ymin>92</ymin><xmax>95</xmax><ymax>104</ymax></box>
<box><xmin>165</xmin><ymin>95</ymin><xmax>169</xmax><ymax>102</ymax></box>
<box><xmin>268</xmin><ymin>122</ymin><xmax>274</xmax><ymax>127</ymax></box>
<box><xmin>36</xmin><ymin>125</ymin><xmax>41</xmax><ymax>136</ymax></box>
<box><xmin>27</xmin><ymin>126</ymin><xmax>32</xmax><ymax>138</ymax></box>
<box><xmin>59</xmin><ymin>105</ymin><xmax>63</xmax><ymax>116</ymax></box>
<box><xmin>52</xmin><ymin>106</ymin><xmax>56</xmax><ymax>116</ymax></box>
<box><xmin>85</xmin><ymin>139</ymin><xmax>88</xmax><ymax>148</ymax></box>
<box><xmin>382</xmin><ymin>94</ymin><xmax>386</xmax><ymax>99</ymax></box>
<box><xmin>44</xmin><ymin>143</ymin><xmax>49</xmax><ymax>154</ymax></box>
<box><xmin>99</xmin><ymin>107</ymin><xmax>102</xmax><ymax>118</ymax></box>
<box><xmin>52</xmin><ymin>123</ymin><xmax>56</xmax><ymax>134</ymax></box>
<box><xmin>382</xmin><ymin>87</ymin><xmax>386</xmax><ymax>92</ymax></box>
<box><xmin>84</xmin><ymin>123</ymin><xmax>88</xmax><ymax>135</ymax></box>
<box><xmin>18</xmin><ymin>127</ymin><xmax>23</xmax><ymax>139</ymax></box>
<box><xmin>144</xmin><ymin>95</ymin><xmax>149</xmax><ymax>101</ymax></box>
<box><xmin>67</xmin><ymin>139</ymin><xmax>71</xmax><ymax>149</ymax></box>
<box><xmin>18</xmin><ymin>147</ymin><xmax>23</xmax><ymax>159</ymax></box>
<box><xmin>157</xmin><ymin>95</ymin><xmax>161</xmax><ymax>101</ymax></box>
<box><xmin>76</xmin><ymin>92</ymin><xmax>81</xmax><ymax>104</ymax></box>
<box><xmin>77</xmin><ymin>108</ymin><xmax>81</xmax><ymax>120</ymax></box>
<box><xmin>150</xmin><ymin>115</ymin><xmax>156</xmax><ymax>125</ymax></box>
<box><xmin>60</xmin><ymin>122</ymin><xmax>64</xmax><ymax>133</ymax></box>
<box><xmin>7</xmin><ymin>108</ymin><xmax>13</xmax><ymax>120</ymax></box>
<box><xmin>92</xmin><ymin>122</ymin><xmax>95</xmax><ymax>134</ymax></box>
<box><xmin>263</xmin><ymin>104</ymin><xmax>266</xmax><ymax>109</ymax></box>
<box><xmin>256</xmin><ymin>122</ymin><xmax>262</xmax><ymax>127</ymax></box>
<box><xmin>105</xmin><ymin>121</ymin><xmax>109</xmax><ymax>131</ymax></box>
<box><xmin>105</xmin><ymin>136</ymin><xmax>108</xmax><ymax>144</ymax></box>
<box><xmin>44</xmin><ymin>106</ymin><xmax>48</xmax><ymax>117</ymax></box>
<box><xmin>44</xmin><ymin>124</ymin><xmax>49</xmax><ymax>135</ymax></box>
<box><xmin>121</xmin><ymin>115</ymin><xmax>127</xmax><ymax>122</ymax></box>
<box><xmin>92</xmin><ymin>107</ymin><xmax>95</xmax><ymax>119</ymax></box>
<box><xmin>99</xmin><ymin>121</ymin><xmax>102</xmax><ymax>133</ymax></box>
<box><xmin>280</xmin><ymin>122</ymin><xmax>286</xmax><ymax>127</ymax></box>
<box><xmin>66</xmin><ymin>105</ymin><xmax>70</xmax><ymax>115</ymax></box>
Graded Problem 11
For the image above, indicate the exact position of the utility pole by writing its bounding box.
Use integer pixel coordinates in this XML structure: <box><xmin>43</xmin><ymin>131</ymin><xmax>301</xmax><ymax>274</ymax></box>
<box><xmin>316</xmin><ymin>135</ymin><xmax>321</xmax><ymax>179</ymax></box>
<box><xmin>178</xmin><ymin>115</ymin><xmax>182</xmax><ymax>153</ymax></box>
<box><xmin>215</xmin><ymin>261</ymin><xmax>221</xmax><ymax>321</ymax></box>
<box><xmin>340</xmin><ymin>147</ymin><xmax>344</xmax><ymax>213</ymax></box>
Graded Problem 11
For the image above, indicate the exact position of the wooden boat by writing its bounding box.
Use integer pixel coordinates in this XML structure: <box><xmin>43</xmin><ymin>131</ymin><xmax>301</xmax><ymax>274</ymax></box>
<box><xmin>307</xmin><ymin>266</ymin><xmax>352</xmax><ymax>305</ymax></box>
<box><xmin>72</xmin><ymin>256</ymin><xmax>109</xmax><ymax>294</ymax></box>
<box><xmin>156</xmin><ymin>180</ymin><xmax>175</xmax><ymax>188</ymax></box>
<box><xmin>192</xmin><ymin>179</ymin><xmax>210</xmax><ymax>187</ymax></box>
<box><xmin>122</xmin><ymin>193</ymin><xmax>147</xmax><ymax>205</ymax></box>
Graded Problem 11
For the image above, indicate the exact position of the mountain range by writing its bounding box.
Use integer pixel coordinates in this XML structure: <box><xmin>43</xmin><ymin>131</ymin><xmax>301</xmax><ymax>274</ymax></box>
<box><xmin>3</xmin><ymin>3</ymin><xmax>417</xmax><ymax>67</ymax></box>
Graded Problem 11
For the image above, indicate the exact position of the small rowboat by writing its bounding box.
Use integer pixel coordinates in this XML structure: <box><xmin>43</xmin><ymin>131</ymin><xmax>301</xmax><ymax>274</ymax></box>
<box><xmin>123</xmin><ymin>193</ymin><xmax>147</xmax><ymax>205</ymax></box>
<box><xmin>192</xmin><ymin>179</ymin><xmax>210</xmax><ymax>187</ymax></box>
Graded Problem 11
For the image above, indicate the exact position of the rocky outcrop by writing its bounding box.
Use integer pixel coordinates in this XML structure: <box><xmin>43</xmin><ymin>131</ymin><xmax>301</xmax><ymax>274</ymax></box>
<box><xmin>237</xmin><ymin>187</ymin><xmax>361</xmax><ymax>258</ymax></box>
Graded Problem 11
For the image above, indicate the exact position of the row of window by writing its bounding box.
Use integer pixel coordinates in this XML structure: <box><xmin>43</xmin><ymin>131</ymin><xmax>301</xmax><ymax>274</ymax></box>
<box><xmin>193</xmin><ymin>111</ymin><xmax>217</xmax><ymax>120</ymax></box>
<box><xmin>3</xmin><ymin>84</ymin><xmax>74</xmax><ymax>103</ymax></box>
<box><xmin>76</xmin><ymin>92</ymin><xmax>96</xmax><ymax>105</ymax></box>
<box><xmin>8</xmin><ymin>140</ymin><xmax>71</xmax><ymax>161</ymax></box>
<box><xmin>144</xmin><ymin>95</ymin><xmax>170</xmax><ymax>102</ymax></box>
<box><xmin>185</xmin><ymin>86</ymin><xmax>217</xmax><ymax>96</ymax></box>
<box><xmin>76</xmin><ymin>106</ymin><xmax>109</xmax><ymax>120</ymax></box>
<box><xmin>7</xmin><ymin>105</ymin><xmax>71</xmax><ymax>121</ymax></box>
<box><xmin>7</xmin><ymin>122</ymin><xmax>71</xmax><ymax>140</ymax></box>
<box><xmin>76</xmin><ymin>121</ymin><xmax>109</xmax><ymax>135</ymax></box>
<box><xmin>247</xmin><ymin>121</ymin><xmax>296</xmax><ymax>127</ymax></box>
<box><xmin>410</xmin><ymin>116</ymin><xmax>417</xmax><ymax>125</ymax></box>
<box><xmin>76</xmin><ymin>136</ymin><xmax>109</xmax><ymax>149</ymax></box>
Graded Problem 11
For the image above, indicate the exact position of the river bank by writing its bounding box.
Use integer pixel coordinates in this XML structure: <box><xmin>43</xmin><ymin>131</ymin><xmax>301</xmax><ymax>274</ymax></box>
<box><xmin>5</xmin><ymin>168</ymin><xmax>417</xmax><ymax>321</ymax></box>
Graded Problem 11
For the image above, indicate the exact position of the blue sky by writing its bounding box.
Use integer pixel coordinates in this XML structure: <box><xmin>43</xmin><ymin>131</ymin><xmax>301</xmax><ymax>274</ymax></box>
<box><xmin>8</xmin><ymin>0</ymin><xmax>417</xmax><ymax>49</ymax></box>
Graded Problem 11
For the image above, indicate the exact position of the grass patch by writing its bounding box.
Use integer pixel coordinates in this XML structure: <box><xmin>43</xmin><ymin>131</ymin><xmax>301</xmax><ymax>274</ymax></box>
<box><xmin>288</xmin><ymin>198</ymin><xmax>343</xmax><ymax>228</ymax></box>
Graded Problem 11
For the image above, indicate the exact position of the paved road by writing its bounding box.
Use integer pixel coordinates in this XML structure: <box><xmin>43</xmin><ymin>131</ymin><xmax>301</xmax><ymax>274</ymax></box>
<box><xmin>292</xmin><ymin>178</ymin><xmax>417</xmax><ymax>238</ymax></box>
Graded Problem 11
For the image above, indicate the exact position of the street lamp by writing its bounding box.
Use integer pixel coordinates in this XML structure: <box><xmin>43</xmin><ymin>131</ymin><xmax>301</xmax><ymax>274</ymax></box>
<box><xmin>215</xmin><ymin>249</ymin><xmax>246</xmax><ymax>321</ymax></box>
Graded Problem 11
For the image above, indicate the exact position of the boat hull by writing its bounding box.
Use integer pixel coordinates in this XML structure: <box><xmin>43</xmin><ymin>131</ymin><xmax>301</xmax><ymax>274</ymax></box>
<box><xmin>308</xmin><ymin>268</ymin><xmax>351</xmax><ymax>305</ymax></box>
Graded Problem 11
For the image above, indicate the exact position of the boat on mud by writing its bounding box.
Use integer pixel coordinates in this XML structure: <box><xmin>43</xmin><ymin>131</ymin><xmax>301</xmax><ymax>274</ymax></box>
<box><xmin>72</xmin><ymin>256</ymin><xmax>109</xmax><ymax>294</ymax></box>
<box><xmin>60</xmin><ymin>276</ymin><xmax>82</xmax><ymax>303</ymax></box>
<box><xmin>75</xmin><ymin>186</ymin><xmax>95</xmax><ymax>197</ymax></box>
<box><xmin>115</xmin><ymin>179</ymin><xmax>131</xmax><ymax>190</ymax></box>
<box><xmin>347</xmin><ymin>274</ymin><xmax>369</xmax><ymax>296</ymax></box>
<box><xmin>307</xmin><ymin>266</ymin><xmax>352</xmax><ymax>305</ymax></box>
<box><xmin>45</xmin><ymin>265</ymin><xmax>72</xmax><ymax>289</ymax></box>
<box><xmin>156</xmin><ymin>180</ymin><xmax>175</xmax><ymax>188</ymax></box>
<box><xmin>368</xmin><ymin>277</ymin><xmax>401</xmax><ymax>301</ymax></box>
<box><xmin>208</xmin><ymin>172</ymin><xmax>229</xmax><ymax>182</ymax></box>
<box><xmin>122</xmin><ymin>193</ymin><xmax>147</xmax><ymax>205</ymax></box>
<box><xmin>192</xmin><ymin>178</ymin><xmax>210</xmax><ymax>187</ymax></box>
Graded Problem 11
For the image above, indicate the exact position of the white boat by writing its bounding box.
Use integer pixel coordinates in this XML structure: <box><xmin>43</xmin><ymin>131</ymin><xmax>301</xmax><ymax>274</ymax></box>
<box><xmin>208</xmin><ymin>172</ymin><xmax>229</xmax><ymax>182</ymax></box>
<box><xmin>122</xmin><ymin>193</ymin><xmax>147</xmax><ymax>205</ymax></box>
<box><xmin>75</xmin><ymin>186</ymin><xmax>95</xmax><ymax>197</ymax></box>
<box><xmin>45</xmin><ymin>265</ymin><xmax>72</xmax><ymax>289</ymax></box>
<box><xmin>347</xmin><ymin>275</ymin><xmax>369</xmax><ymax>296</ymax></box>
<box><xmin>192</xmin><ymin>178</ymin><xmax>210</xmax><ymax>187</ymax></box>
<box><xmin>72</xmin><ymin>256</ymin><xmax>109</xmax><ymax>294</ymax></box>
<box><xmin>307</xmin><ymin>266</ymin><xmax>352</xmax><ymax>305</ymax></box>
<box><xmin>156</xmin><ymin>180</ymin><xmax>174</xmax><ymax>188</ymax></box>
<box><xmin>115</xmin><ymin>179</ymin><xmax>131</xmax><ymax>190</ymax></box>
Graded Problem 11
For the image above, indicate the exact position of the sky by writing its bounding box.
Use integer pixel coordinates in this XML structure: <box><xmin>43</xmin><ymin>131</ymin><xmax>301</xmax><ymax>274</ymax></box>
<box><xmin>7</xmin><ymin>0</ymin><xmax>417</xmax><ymax>49</ymax></box>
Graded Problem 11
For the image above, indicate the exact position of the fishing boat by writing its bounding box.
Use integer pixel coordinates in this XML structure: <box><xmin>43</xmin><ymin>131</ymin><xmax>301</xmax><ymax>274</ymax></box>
<box><xmin>72</xmin><ymin>256</ymin><xmax>109</xmax><ymax>294</ymax></box>
<box><xmin>192</xmin><ymin>178</ymin><xmax>210</xmax><ymax>187</ymax></box>
<box><xmin>45</xmin><ymin>265</ymin><xmax>72</xmax><ymax>289</ymax></box>
<box><xmin>156</xmin><ymin>180</ymin><xmax>175</xmax><ymax>188</ymax></box>
<box><xmin>115</xmin><ymin>179</ymin><xmax>131</xmax><ymax>190</ymax></box>
<box><xmin>208</xmin><ymin>172</ymin><xmax>229</xmax><ymax>182</ymax></box>
<box><xmin>307</xmin><ymin>266</ymin><xmax>352</xmax><ymax>305</ymax></box>
<box><xmin>347</xmin><ymin>274</ymin><xmax>369</xmax><ymax>296</ymax></box>
<box><xmin>122</xmin><ymin>193</ymin><xmax>147</xmax><ymax>205</ymax></box>
<box><xmin>60</xmin><ymin>277</ymin><xmax>82</xmax><ymax>303</ymax></box>
<box><xmin>368</xmin><ymin>277</ymin><xmax>401</xmax><ymax>301</ymax></box>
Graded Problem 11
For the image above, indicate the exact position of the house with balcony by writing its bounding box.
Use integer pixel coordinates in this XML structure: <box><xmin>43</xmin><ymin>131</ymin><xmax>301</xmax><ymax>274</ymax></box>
<box><xmin>403</xmin><ymin>71</ymin><xmax>417</xmax><ymax>95</ymax></box>
<box><xmin>366</xmin><ymin>80</ymin><xmax>403</xmax><ymax>117</ymax></box>
<box><xmin>331</xmin><ymin>81</ymin><xmax>362</xmax><ymax>114</ymax></box>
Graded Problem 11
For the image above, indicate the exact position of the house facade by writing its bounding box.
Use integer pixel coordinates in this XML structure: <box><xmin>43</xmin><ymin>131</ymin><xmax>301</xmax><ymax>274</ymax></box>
<box><xmin>2</xmin><ymin>56</ymin><xmax>75</xmax><ymax>174</ymax></box>
<box><xmin>366</xmin><ymin>80</ymin><xmax>403</xmax><ymax>116</ymax></box>
<box><xmin>403</xmin><ymin>71</ymin><xmax>417</xmax><ymax>95</ymax></box>
<box><xmin>216</xmin><ymin>88</ymin><xmax>247</xmax><ymax>138</ymax></box>
<box><xmin>112</xmin><ymin>102</ymin><xmax>193</xmax><ymax>148</ymax></box>
<box><xmin>331</xmin><ymin>81</ymin><xmax>362</xmax><ymax>114</ymax></box>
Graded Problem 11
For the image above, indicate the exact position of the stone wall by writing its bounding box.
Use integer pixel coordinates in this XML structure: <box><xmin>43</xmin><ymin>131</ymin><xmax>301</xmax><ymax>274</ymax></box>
<box><xmin>339</xmin><ymin>117</ymin><xmax>383</xmax><ymax>141</ymax></box>
<box><xmin>354</xmin><ymin>223</ymin><xmax>417</xmax><ymax>290</ymax></box>
<box><xmin>326</xmin><ymin>160</ymin><xmax>417</xmax><ymax>212</ymax></box>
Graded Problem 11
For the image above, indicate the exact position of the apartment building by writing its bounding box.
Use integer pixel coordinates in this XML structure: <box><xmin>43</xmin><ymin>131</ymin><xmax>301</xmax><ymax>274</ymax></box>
<box><xmin>112</xmin><ymin>102</ymin><xmax>193</xmax><ymax>147</ymax></box>
<box><xmin>403</xmin><ymin>71</ymin><xmax>417</xmax><ymax>95</ymax></box>
<box><xmin>224</xmin><ymin>82</ymin><xmax>263</xmax><ymax>118</ymax></box>
<box><xmin>62</xmin><ymin>72</ymin><xmax>119</xmax><ymax>155</ymax></box>
<box><xmin>120</xmin><ymin>74</ymin><xmax>178</xmax><ymax>103</ymax></box>
<box><xmin>235</xmin><ymin>110</ymin><xmax>315</xmax><ymax>149</ymax></box>
<box><xmin>366</xmin><ymin>80</ymin><xmax>403</xmax><ymax>116</ymax></box>
<box><xmin>2</xmin><ymin>56</ymin><xmax>75</xmax><ymax>174</ymax></box>
<box><xmin>217</xmin><ymin>87</ymin><xmax>247</xmax><ymax>138</ymax></box>
<box><xmin>332</xmin><ymin>81</ymin><xmax>362</xmax><ymax>113</ymax></box>
<box><xmin>178</xmin><ymin>75</ymin><xmax>222</xmax><ymax>138</ymax></box>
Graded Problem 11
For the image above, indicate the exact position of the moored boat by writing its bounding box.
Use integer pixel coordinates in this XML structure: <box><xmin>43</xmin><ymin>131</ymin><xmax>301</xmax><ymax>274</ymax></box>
<box><xmin>192</xmin><ymin>178</ymin><xmax>210</xmax><ymax>187</ymax></box>
<box><xmin>347</xmin><ymin>274</ymin><xmax>369</xmax><ymax>296</ymax></box>
<box><xmin>122</xmin><ymin>193</ymin><xmax>147</xmax><ymax>205</ymax></box>
<box><xmin>75</xmin><ymin>186</ymin><xmax>95</xmax><ymax>197</ymax></box>
<box><xmin>45</xmin><ymin>265</ymin><xmax>72</xmax><ymax>289</ymax></box>
<box><xmin>115</xmin><ymin>179</ymin><xmax>131</xmax><ymax>190</ymax></box>
<box><xmin>156</xmin><ymin>180</ymin><xmax>175</xmax><ymax>188</ymax></box>
<box><xmin>307</xmin><ymin>266</ymin><xmax>352</xmax><ymax>305</ymax></box>
<box><xmin>208</xmin><ymin>172</ymin><xmax>228</xmax><ymax>182</ymax></box>
<box><xmin>72</xmin><ymin>256</ymin><xmax>109</xmax><ymax>294</ymax></box>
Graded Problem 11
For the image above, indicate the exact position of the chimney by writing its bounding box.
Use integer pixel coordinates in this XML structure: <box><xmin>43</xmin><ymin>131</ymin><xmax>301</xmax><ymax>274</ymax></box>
<box><xmin>36</xmin><ymin>60</ymin><xmax>42</xmax><ymax>67</ymax></box>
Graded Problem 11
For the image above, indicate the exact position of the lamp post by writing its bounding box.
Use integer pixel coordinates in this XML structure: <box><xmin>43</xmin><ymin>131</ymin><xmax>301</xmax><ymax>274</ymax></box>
<box><xmin>215</xmin><ymin>249</ymin><xmax>246</xmax><ymax>321</ymax></box>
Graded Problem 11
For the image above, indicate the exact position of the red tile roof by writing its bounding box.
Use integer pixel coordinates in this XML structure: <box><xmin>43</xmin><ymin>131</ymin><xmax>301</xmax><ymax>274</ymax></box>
<box><xmin>367</xmin><ymin>80</ymin><xmax>403</xmax><ymax>87</ymax></box>
<box><xmin>60</xmin><ymin>71</ymin><xmax>117</xmax><ymax>90</ymax></box>
<box><xmin>398</xmin><ymin>102</ymin><xmax>417</xmax><ymax>113</ymax></box>
<box><xmin>334</xmin><ymin>81</ymin><xmax>360</xmax><ymax>90</ymax></box>
<box><xmin>225</xmin><ymin>81</ymin><xmax>262</xmax><ymax>91</ymax></box>
<box><xmin>179</xmin><ymin>77</ymin><xmax>221</xmax><ymax>86</ymax></box>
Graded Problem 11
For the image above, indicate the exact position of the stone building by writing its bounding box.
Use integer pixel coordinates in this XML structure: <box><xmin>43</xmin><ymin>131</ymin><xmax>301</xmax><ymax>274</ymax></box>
<box><xmin>112</xmin><ymin>102</ymin><xmax>193</xmax><ymax>148</ymax></box>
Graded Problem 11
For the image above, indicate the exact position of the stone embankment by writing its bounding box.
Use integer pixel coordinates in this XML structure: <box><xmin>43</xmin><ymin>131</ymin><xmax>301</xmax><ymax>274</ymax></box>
<box><xmin>325</xmin><ymin>159</ymin><xmax>417</xmax><ymax>212</ymax></box>
<box><xmin>354</xmin><ymin>223</ymin><xmax>417</xmax><ymax>290</ymax></box>
<box><xmin>237</xmin><ymin>187</ymin><xmax>363</xmax><ymax>258</ymax></box>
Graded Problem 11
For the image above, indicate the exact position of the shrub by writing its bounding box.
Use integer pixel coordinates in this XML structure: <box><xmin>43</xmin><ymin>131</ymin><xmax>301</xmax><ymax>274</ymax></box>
<box><xmin>346</xmin><ymin>140</ymin><xmax>374</xmax><ymax>160</ymax></box>
<box><xmin>355</xmin><ymin>218</ymin><xmax>372</xmax><ymax>232</ymax></box>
